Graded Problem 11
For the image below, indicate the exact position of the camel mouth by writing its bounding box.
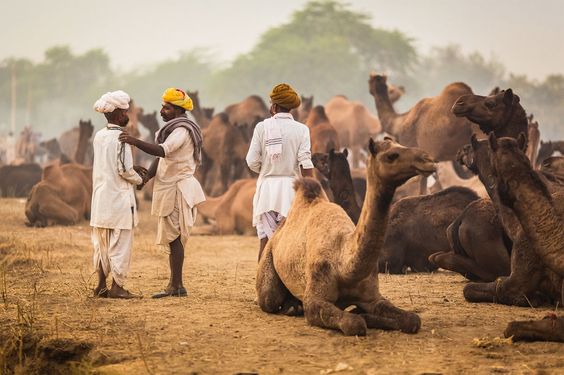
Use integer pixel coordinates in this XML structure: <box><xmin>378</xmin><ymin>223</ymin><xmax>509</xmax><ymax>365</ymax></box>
<box><xmin>415</xmin><ymin>163</ymin><xmax>437</xmax><ymax>176</ymax></box>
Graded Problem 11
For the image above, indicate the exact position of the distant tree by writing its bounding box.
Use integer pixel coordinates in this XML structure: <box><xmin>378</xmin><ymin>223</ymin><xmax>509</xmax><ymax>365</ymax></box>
<box><xmin>210</xmin><ymin>0</ymin><xmax>417</xmax><ymax>107</ymax></box>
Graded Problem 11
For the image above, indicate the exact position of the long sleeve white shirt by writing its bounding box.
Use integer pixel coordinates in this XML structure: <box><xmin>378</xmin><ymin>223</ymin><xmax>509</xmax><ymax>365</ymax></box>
<box><xmin>245</xmin><ymin>112</ymin><xmax>314</xmax><ymax>225</ymax></box>
<box><xmin>90</xmin><ymin>124</ymin><xmax>142</xmax><ymax>229</ymax></box>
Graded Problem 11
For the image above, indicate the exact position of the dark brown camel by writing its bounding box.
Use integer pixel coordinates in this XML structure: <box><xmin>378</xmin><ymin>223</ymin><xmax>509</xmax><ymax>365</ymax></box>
<box><xmin>58</xmin><ymin>120</ymin><xmax>94</xmax><ymax>166</ymax></box>
<box><xmin>537</xmin><ymin>140</ymin><xmax>564</xmax><ymax>166</ymax></box>
<box><xmin>290</xmin><ymin>95</ymin><xmax>314</xmax><ymax>123</ymax></box>
<box><xmin>487</xmin><ymin>133</ymin><xmax>564</xmax><ymax>342</ymax></box>
<box><xmin>74</xmin><ymin>119</ymin><xmax>94</xmax><ymax>165</ymax></box>
<box><xmin>224</xmin><ymin>95</ymin><xmax>269</xmax><ymax>129</ymax></box>
<box><xmin>187</xmin><ymin>90</ymin><xmax>211</xmax><ymax>129</ymax></box>
<box><xmin>369</xmin><ymin>73</ymin><xmax>480</xmax><ymax>162</ymax></box>
<box><xmin>540</xmin><ymin>156</ymin><xmax>564</xmax><ymax>185</ymax></box>
<box><xmin>137</xmin><ymin>109</ymin><xmax>160</xmax><ymax>142</ymax></box>
<box><xmin>0</xmin><ymin>163</ymin><xmax>42</xmax><ymax>197</ymax></box>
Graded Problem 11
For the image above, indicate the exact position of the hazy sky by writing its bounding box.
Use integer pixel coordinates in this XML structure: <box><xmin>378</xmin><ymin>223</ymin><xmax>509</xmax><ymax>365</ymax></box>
<box><xmin>1</xmin><ymin>0</ymin><xmax>563</xmax><ymax>80</ymax></box>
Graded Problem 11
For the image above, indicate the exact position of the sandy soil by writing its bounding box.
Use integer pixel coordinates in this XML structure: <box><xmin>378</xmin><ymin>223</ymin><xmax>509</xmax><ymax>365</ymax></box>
<box><xmin>0</xmin><ymin>198</ymin><xmax>562</xmax><ymax>374</ymax></box>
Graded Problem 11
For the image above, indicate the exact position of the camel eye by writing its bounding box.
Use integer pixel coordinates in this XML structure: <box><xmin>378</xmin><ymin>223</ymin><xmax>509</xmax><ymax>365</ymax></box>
<box><xmin>386</xmin><ymin>153</ymin><xmax>399</xmax><ymax>162</ymax></box>
<box><xmin>485</xmin><ymin>101</ymin><xmax>496</xmax><ymax>109</ymax></box>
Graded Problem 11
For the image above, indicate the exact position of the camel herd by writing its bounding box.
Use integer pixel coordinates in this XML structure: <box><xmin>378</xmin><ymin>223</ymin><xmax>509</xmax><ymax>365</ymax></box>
<box><xmin>0</xmin><ymin>73</ymin><xmax>563</xmax><ymax>342</ymax></box>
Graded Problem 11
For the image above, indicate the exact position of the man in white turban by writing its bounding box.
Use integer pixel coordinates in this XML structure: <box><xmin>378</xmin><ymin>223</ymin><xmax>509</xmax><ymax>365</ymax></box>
<box><xmin>91</xmin><ymin>90</ymin><xmax>147</xmax><ymax>299</ymax></box>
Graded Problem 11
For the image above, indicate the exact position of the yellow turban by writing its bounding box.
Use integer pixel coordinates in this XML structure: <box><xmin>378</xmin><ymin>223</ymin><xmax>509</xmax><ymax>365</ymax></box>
<box><xmin>269</xmin><ymin>83</ymin><xmax>301</xmax><ymax>110</ymax></box>
<box><xmin>162</xmin><ymin>88</ymin><xmax>193</xmax><ymax>111</ymax></box>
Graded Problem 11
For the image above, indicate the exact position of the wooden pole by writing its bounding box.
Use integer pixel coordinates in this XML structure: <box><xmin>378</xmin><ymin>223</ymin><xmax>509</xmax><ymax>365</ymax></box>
<box><xmin>10</xmin><ymin>63</ymin><xmax>16</xmax><ymax>133</ymax></box>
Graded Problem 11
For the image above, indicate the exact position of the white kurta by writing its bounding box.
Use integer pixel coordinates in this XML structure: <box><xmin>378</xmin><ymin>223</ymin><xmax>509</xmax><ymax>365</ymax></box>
<box><xmin>152</xmin><ymin>127</ymin><xmax>206</xmax><ymax>246</ymax></box>
<box><xmin>246</xmin><ymin>112</ymin><xmax>314</xmax><ymax>226</ymax></box>
<box><xmin>91</xmin><ymin>124</ymin><xmax>142</xmax><ymax>229</ymax></box>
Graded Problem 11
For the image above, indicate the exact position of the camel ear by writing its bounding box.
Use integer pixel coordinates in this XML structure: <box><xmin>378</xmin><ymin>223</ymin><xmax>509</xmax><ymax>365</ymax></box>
<box><xmin>517</xmin><ymin>132</ymin><xmax>527</xmax><ymax>151</ymax></box>
<box><xmin>488</xmin><ymin>132</ymin><xmax>499</xmax><ymax>152</ymax></box>
<box><xmin>471</xmin><ymin>134</ymin><xmax>480</xmax><ymax>150</ymax></box>
<box><xmin>368</xmin><ymin>138</ymin><xmax>378</xmax><ymax>156</ymax></box>
<box><xmin>343</xmin><ymin>148</ymin><xmax>349</xmax><ymax>158</ymax></box>
<box><xmin>503</xmin><ymin>89</ymin><xmax>514</xmax><ymax>106</ymax></box>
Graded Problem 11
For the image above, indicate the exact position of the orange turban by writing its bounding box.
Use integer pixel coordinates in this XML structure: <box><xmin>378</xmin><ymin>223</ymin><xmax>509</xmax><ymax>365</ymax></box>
<box><xmin>269</xmin><ymin>83</ymin><xmax>301</xmax><ymax>110</ymax></box>
<box><xmin>162</xmin><ymin>88</ymin><xmax>193</xmax><ymax>111</ymax></box>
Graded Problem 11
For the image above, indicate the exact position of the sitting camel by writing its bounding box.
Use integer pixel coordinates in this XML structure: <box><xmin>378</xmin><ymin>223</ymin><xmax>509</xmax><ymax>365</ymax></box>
<box><xmin>197</xmin><ymin>178</ymin><xmax>255</xmax><ymax>235</ymax></box>
<box><xmin>486</xmin><ymin>133</ymin><xmax>564</xmax><ymax>342</ymax></box>
<box><xmin>432</xmin><ymin>161</ymin><xmax>488</xmax><ymax>198</ymax></box>
<box><xmin>25</xmin><ymin>161</ymin><xmax>93</xmax><ymax>227</ymax></box>
<box><xmin>0</xmin><ymin>163</ymin><xmax>42</xmax><ymax>197</ymax></box>
<box><xmin>256</xmin><ymin>138</ymin><xmax>435</xmax><ymax>336</ymax></box>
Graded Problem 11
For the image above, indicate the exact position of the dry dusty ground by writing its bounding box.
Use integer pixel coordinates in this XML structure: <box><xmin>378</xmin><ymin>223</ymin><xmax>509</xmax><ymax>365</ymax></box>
<box><xmin>0</xmin><ymin>197</ymin><xmax>562</xmax><ymax>374</ymax></box>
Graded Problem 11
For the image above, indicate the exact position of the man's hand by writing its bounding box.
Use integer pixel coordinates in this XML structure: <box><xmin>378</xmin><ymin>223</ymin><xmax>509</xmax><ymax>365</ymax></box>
<box><xmin>133</xmin><ymin>165</ymin><xmax>148</xmax><ymax>178</ymax></box>
<box><xmin>118</xmin><ymin>130</ymin><xmax>138</xmax><ymax>146</ymax></box>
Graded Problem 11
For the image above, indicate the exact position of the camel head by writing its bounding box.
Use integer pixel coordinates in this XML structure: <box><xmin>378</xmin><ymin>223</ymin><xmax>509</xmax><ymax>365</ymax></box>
<box><xmin>187</xmin><ymin>90</ymin><xmax>200</xmax><ymax>110</ymax></box>
<box><xmin>387</xmin><ymin>84</ymin><xmax>405</xmax><ymax>104</ymax></box>
<box><xmin>202</xmin><ymin>107</ymin><xmax>215</xmax><ymax>120</ymax></box>
<box><xmin>138</xmin><ymin>110</ymin><xmax>160</xmax><ymax>133</ymax></box>
<box><xmin>451</xmin><ymin>89</ymin><xmax>524</xmax><ymax>134</ymax></box>
<box><xmin>366</xmin><ymin>137</ymin><xmax>435</xmax><ymax>187</ymax></box>
<box><xmin>312</xmin><ymin>153</ymin><xmax>330</xmax><ymax>179</ymax></box>
<box><xmin>291</xmin><ymin>95</ymin><xmax>314</xmax><ymax>123</ymax></box>
<box><xmin>487</xmin><ymin>132</ymin><xmax>544</xmax><ymax>207</ymax></box>
<box><xmin>78</xmin><ymin>119</ymin><xmax>94</xmax><ymax>139</ymax></box>
<box><xmin>368</xmin><ymin>73</ymin><xmax>389</xmax><ymax>97</ymax></box>
<box><xmin>39</xmin><ymin>138</ymin><xmax>62</xmax><ymax>156</ymax></box>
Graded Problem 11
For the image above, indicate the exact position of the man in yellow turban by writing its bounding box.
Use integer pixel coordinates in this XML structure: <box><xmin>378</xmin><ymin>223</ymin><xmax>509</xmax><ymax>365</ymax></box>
<box><xmin>246</xmin><ymin>83</ymin><xmax>313</xmax><ymax>262</ymax></box>
<box><xmin>119</xmin><ymin>87</ymin><xmax>205</xmax><ymax>298</ymax></box>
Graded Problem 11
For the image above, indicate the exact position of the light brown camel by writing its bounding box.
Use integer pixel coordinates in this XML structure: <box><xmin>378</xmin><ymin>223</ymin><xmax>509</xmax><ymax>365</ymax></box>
<box><xmin>324</xmin><ymin>96</ymin><xmax>382</xmax><ymax>168</ymax></box>
<box><xmin>197</xmin><ymin>178</ymin><xmax>255</xmax><ymax>235</ymax></box>
<box><xmin>58</xmin><ymin>120</ymin><xmax>94</xmax><ymax>166</ymax></box>
<box><xmin>488</xmin><ymin>134</ymin><xmax>564</xmax><ymax>342</ymax></box>
<box><xmin>369</xmin><ymin>73</ymin><xmax>480</xmax><ymax>162</ymax></box>
<box><xmin>256</xmin><ymin>138</ymin><xmax>435</xmax><ymax>336</ymax></box>
<box><xmin>305</xmin><ymin>106</ymin><xmax>340</xmax><ymax>153</ymax></box>
<box><xmin>224</xmin><ymin>95</ymin><xmax>269</xmax><ymax>129</ymax></box>
<box><xmin>198</xmin><ymin>113</ymin><xmax>250</xmax><ymax>196</ymax></box>
<box><xmin>25</xmin><ymin>161</ymin><xmax>93</xmax><ymax>227</ymax></box>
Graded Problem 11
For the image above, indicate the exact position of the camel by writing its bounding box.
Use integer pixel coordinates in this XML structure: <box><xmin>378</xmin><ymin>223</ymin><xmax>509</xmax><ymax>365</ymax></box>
<box><xmin>324</xmin><ymin>96</ymin><xmax>382</xmax><ymax>168</ymax></box>
<box><xmin>380</xmin><ymin>187</ymin><xmax>480</xmax><ymax>274</ymax></box>
<box><xmin>312</xmin><ymin>149</ymin><xmax>361</xmax><ymax>223</ymax></box>
<box><xmin>58</xmin><ymin>119</ymin><xmax>94</xmax><ymax>166</ymax></box>
<box><xmin>369</xmin><ymin>73</ymin><xmax>480</xmax><ymax>163</ymax></box>
<box><xmin>38</xmin><ymin>138</ymin><xmax>63</xmax><ymax>162</ymax></box>
<box><xmin>74</xmin><ymin>119</ymin><xmax>94</xmax><ymax>165</ymax></box>
<box><xmin>187</xmin><ymin>90</ymin><xmax>211</xmax><ymax>129</ymax></box>
<box><xmin>486</xmin><ymin>133</ymin><xmax>564</xmax><ymax>342</ymax></box>
<box><xmin>290</xmin><ymin>95</ymin><xmax>314</xmax><ymax>123</ymax></box>
<box><xmin>0</xmin><ymin>163</ymin><xmax>42</xmax><ymax>197</ymax></box>
<box><xmin>198</xmin><ymin>113</ymin><xmax>251</xmax><ymax>196</ymax></box>
<box><xmin>526</xmin><ymin>114</ymin><xmax>541</xmax><ymax>167</ymax></box>
<box><xmin>432</xmin><ymin>161</ymin><xmax>488</xmax><ymax>198</ymax></box>
<box><xmin>540</xmin><ymin>156</ymin><xmax>564</xmax><ymax>185</ymax></box>
<box><xmin>137</xmin><ymin>109</ymin><xmax>160</xmax><ymax>143</ymax></box>
<box><xmin>224</xmin><ymin>95</ymin><xmax>269</xmax><ymax>129</ymax></box>
<box><xmin>25</xmin><ymin>161</ymin><xmax>93</xmax><ymax>227</ymax></box>
<box><xmin>256</xmin><ymin>138</ymin><xmax>435</xmax><ymax>336</ymax></box>
<box><xmin>305</xmin><ymin>106</ymin><xmax>340</xmax><ymax>154</ymax></box>
<box><xmin>197</xmin><ymin>178</ymin><xmax>255</xmax><ymax>235</ymax></box>
<box><xmin>15</xmin><ymin>126</ymin><xmax>38</xmax><ymax>164</ymax></box>
<box><xmin>537</xmin><ymin>140</ymin><xmax>564</xmax><ymax>166</ymax></box>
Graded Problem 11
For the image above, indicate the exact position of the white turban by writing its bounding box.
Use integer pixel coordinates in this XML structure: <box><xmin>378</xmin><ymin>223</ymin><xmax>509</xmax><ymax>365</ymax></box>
<box><xmin>93</xmin><ymin>90</ymin><xmax>131</xmax><ymax>113</ymax></box>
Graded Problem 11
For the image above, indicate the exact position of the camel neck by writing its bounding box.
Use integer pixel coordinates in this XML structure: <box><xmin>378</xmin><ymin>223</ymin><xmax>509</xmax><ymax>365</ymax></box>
<box><xmin>510</xmin><ymin>177</ymin><xmax>564</xmax><ymax>275</ymax></box>
<box><xmin>495</xmin><ymin>107</ymin><xmax>528</xmax><ymax>140</ymax></box>
<box><xmin>344</xmin><ymin>173</ymin><xmax>395</xmax><ymax>280</ymax></box>
<box><xmin>373</xmin><ymin>87</ymin><xmax>402</xmax><ymax>136</ymax></box>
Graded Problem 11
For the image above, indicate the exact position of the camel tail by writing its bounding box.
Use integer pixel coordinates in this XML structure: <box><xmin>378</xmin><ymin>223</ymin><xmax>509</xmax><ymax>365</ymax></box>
<box><xmin>293</xmin><ymin>178</ymin><xmax>323</xmax><ymax>203</ymax></box>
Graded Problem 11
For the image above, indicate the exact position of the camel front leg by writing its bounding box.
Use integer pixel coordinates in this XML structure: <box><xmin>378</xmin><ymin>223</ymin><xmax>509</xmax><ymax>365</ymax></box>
<box><xmin>428</xmin><ymin>251</ymin><xmax>492</xmax><ymax>281</ymax></box>
<box><xmin>505</xmin><ymin>315</ymin><xmax>564</xmax><ymax>342</ymax></box>
<box><xmin>303</xmin><ymin>262</ymin><xmax>367</xmax><ymax>336</ymax></box>
<box><xmin>256</xmin><ymin>242</ymin><xmax>301</xmax><ymax>315</ymax></box>
<box><xmin>359</xmin><ymin>299</ymin><xmax>421</xmax><ymax>334</ymax></box>
<box><xmin>38</xmin><ymin>198</ymin><xmax>79</xmax><ymax>225</ymax></box>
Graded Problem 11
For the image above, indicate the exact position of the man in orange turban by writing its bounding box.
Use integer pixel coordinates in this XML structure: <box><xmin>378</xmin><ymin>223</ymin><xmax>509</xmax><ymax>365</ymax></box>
<box><xmin>119</xmin><ymin>87</ymin><xmax>205</xmax><ymax>298</ymax></box>
<box><xmin>246</xmin><ymin>83</ymin><xmax>313</xmax><ymax>262</ymax></box>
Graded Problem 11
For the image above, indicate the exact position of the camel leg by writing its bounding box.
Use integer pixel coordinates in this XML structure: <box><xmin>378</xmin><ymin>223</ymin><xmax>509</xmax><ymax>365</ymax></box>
<box><xmin>303</xmin><ymin>262</ymin><xmax>367</xmax><ymax>336</ymax></box>
<box><xmin>463</xmin><ymin>236</ymin><xmax>551</xmax><ymax>307</ymax></box>
<box><xmin>505</xmin><ymin>316</ymin><xmax>564</xmax><ymax>342</ymax></box>
<box><xmin>38</xmin><ymin>198</ymin><xmax>79</xmax><ymax>225</ymax></box>
<box><xmin>428</xmin><ymin>251</ymin><xmax>492</xmax><ymax>281</ymax></box>
<box><xmin>359</xmin><ymin>299</ymin><xmax>421</xmax><ymax>334</ymax></box>
<box><xmin>255</xmin><ymin>243</ymin><xmax>290</xmax><ymax>314</ymax></box>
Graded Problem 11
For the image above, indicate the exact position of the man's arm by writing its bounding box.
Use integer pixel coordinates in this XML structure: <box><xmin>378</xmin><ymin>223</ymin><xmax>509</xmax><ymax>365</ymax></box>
<box><xmin>298</xmin><ymin>127</ymin><xmax>314</xmax><ymax>177</ymax></box>
<box><xmin>118</xmin><ymin>143</ymin><xmax>143</xmax><ymax>185</ymax></box>
<box><xmin>119</xmin><ymin>131</ymin><xmax>165</xmax><ymax>157</ymax></box>
<box><xmin>246</xmin><ymin>126</ymin><xmax>263</xmax><ymax>173</ymax></box>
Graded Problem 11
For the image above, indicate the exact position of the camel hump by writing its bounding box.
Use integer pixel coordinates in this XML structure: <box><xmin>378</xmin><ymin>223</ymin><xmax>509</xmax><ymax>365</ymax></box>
<box><xmin>294</xmin><ymin>178</ymin><xmax>323</xmax><ymax>203</ymax></box>
<box><xmin>42</xmin><ymin>162</ymin><xmax>63</xmax><ymax>182</ymax></box>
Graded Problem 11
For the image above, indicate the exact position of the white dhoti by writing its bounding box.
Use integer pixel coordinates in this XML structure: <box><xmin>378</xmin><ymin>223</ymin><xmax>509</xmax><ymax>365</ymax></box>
<box><xmin>155</xmin><ymin>188</ymin><xmax>197</xmax><ymax>249</ymax></box>
<box><xmin>256</xmin><ymin>211</ymin><xmax>285</xmax><ymax>239</ymax></box>
<box><xmin>92</xmin><ymin>227</ymin><xmax>133</xmax><ymax>287</ymax></box>
<box><xmin>252</xmin><ymin>176</ymin><xmax>295</xmax><ymax>239</ymax></box>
